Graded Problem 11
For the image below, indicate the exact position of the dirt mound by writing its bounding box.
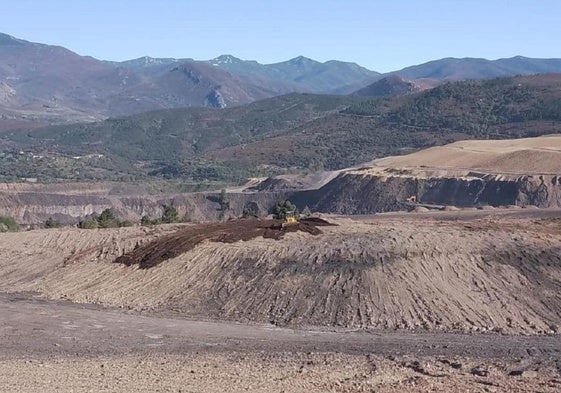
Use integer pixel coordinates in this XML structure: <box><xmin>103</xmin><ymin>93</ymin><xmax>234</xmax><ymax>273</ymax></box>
<box><xmin>1</xmin><ymin>214</ymin><xmax>561</xmax><ymax>333</ymax></box>
<box><xmin>115</xmin><ymin>218</ymin><xmax>334</xmax><ymax>269</ymax></box>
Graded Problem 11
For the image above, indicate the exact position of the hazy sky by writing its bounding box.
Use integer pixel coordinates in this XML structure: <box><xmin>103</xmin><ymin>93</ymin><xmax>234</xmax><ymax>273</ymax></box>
<box><xmin>2</xmin><ymin>0</ymin><xmax>560</xmax><ymax>72</ymax></box>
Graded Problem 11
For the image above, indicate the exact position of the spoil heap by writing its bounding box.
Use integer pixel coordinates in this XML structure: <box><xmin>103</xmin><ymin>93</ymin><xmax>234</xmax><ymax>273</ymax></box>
<box><xmin>115</xmin><ymin>218</ymin><xmax>335</xmax><ymax>269</ymax></box>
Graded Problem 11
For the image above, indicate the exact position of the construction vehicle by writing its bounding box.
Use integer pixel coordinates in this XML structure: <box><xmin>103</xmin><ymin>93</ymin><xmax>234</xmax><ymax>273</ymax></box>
<box><xmin>282</xmin><ymin>210</ymin><xmax>298</xmax><ymax>227</ymax></box>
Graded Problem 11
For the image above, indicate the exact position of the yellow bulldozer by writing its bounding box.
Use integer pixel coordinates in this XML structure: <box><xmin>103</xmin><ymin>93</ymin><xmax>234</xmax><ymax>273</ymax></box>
<box><xmin>282</xmin><ymin>210</ymin><xmax>298</xmax><ymax>227</ymax></box>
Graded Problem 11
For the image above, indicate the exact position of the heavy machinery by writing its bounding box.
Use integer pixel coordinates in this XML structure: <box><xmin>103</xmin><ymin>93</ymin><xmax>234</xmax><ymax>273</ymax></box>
<box><xmin>282</xmin><ymin>210</ymin><xmax>298</xmax><ymax>227</ymax></box>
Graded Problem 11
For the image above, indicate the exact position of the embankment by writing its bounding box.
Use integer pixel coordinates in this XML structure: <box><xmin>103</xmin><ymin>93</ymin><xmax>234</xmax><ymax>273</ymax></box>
<box><xmin>0</xmin><ymin>216</ymin><xmax>560</xmax><ymax>334</ymax></box>
<box><xmin>292</xmin><ymin>170</ymin><xmax>561</xmax><ymax>214</ymax></box>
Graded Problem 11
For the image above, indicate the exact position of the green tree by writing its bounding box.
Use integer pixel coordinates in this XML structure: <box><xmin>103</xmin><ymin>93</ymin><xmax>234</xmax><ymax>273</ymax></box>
<box><xmin>97</xmin><ymin>208</ymin><xmax>120</xmax><ymax>228</ymax></box>
<box><xmin>274</xmin><ymin>200</ymin><xmax>297</xmax><ymax>220</ymax></box>
<box><xmin>79</xmin><ymin>209</ymin><xmax>123</xmax><ymax>229</ymax></box>
<box><xmin>161</xmin><ymin>204</ymin><xmax>179</xmax><ymax>224</ymax></box>
<box><xmin>79</xmin><ymin>219</ymin><xmax>99</xmax><ymax>229</ymax></box>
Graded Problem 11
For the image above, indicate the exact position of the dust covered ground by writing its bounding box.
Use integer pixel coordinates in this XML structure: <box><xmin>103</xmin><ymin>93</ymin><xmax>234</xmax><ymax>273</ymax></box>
<box><xmin>372</xmin><ymin>134</ymin><xmax>561</xmax><ymax>174</ymax></box>
<box><xmin>1</xmin><ymin>209</ymin><xmax>561</xmax><ymax>391</ymax></box>
<box><xmin>2</xmin><ymin>211</ymin><xmax>560</xmax><ymax>333</ymax></box>
<box><xmin>1</xmin><ymin>293</ymin><xmax>561</xmax><ymax>393</ymax></box>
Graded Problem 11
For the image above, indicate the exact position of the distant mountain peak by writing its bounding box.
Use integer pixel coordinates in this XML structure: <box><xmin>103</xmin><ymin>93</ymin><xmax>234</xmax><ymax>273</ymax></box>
<box><xmin>122</xmin><ymin>56</ymin><xmax>180</xmax><ymax>67</ymax></box>
<box><xmin>211</xmin><ymin>54</ymin><xmax>243</xmax><ymax>64</ymax></box>
<box><xmin>288</xmin><ymin>55</ymin><xmax>317</xmax><ymax>64</ymax></box>
<box><xmin>0</xmin><ymin>32</ymin><xmax>27</xmax><ymax>46</ymax></box>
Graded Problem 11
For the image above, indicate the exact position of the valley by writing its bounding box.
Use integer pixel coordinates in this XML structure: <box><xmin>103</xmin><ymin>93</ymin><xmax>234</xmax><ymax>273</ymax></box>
<box><xmin>3</xmin><ymin>73</ymin><xmax>561</xmax><ymax>186</ymax></box>
<box><xmin>3</xmin><ymin>24</ymin><xmax>561</xmax><ymax>392</ymax></box>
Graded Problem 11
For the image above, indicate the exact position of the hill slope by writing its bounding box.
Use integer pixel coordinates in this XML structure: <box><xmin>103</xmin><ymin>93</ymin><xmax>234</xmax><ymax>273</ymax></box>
<box><xmin>391</xmin><ymin>56</ymin><xmax>561</xmax><ymax>80</ymax></box>
<box><xmin>0</xmin><ymin>33</ymin><xmax>379</xmax><ymax>130</ymax></box>
<box><xmin>207</xmin><ymin>74</ymin><xmax>561</xmax><ymax>171</ymax></box>
<box><xmin>4</xmin><ymin>74</ymin><xmax>561</xmax><ymax>182</ymax></box>
<box><xmin>0</xmin><ymin>93</ymin><xmax>360</xmax><ymax>182</ymax></box>
<box><xmin>352</xmin><ymin>75</ymin><xmax>438</xmax><ymax>97</ymax></box>
<box><xmin>1</xmin><ymin>216</ymin><xmax>560</xmax><ymax>334</ymax></box>
<box><xmin>0</xmin><ymin>33</ymin><xmax>277</xmax><ymax>129</ymax></box>
<box><xmin>374</xmin><ymin>135</ymin><xmax>561</xmax><ymax>174</ymax></box>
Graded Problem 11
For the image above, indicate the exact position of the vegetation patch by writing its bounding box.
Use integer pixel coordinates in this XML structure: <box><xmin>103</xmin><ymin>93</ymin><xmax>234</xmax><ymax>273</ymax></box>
<box><xmin>79</xmin><ymin>209</ymin><xmax>131</xmax><ymax>229</ymax></box>
<box><xmin>0</xmin><ymin>216</ymin><xmax>19</xmax><ymax>232</ymax></box>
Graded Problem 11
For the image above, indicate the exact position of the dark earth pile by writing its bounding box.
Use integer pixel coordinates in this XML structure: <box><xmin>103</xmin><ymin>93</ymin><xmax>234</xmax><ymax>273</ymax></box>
<box><xmin>115</xmin><ymin>217</ymin><xmax>335</xmax><ymax>269</ymax></box>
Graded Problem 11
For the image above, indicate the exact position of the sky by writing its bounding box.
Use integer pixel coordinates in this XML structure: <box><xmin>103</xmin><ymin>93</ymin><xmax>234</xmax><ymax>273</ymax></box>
<box><xmin>2</xmin><ymin>0</ymin><xmax>560</xmax><ymax>72</ymax></box>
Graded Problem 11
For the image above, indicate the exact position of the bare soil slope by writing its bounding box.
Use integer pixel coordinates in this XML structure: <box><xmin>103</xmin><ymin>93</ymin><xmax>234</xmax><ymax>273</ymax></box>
<box><xmin>1</xmin><ymin>214</ymin><xmax>560</xmax><ymax>334</ymax></box>
<box><xmin>373</xmin><ymin>135</ymin><xmax>561</xmax><ymax>174</ymax></box>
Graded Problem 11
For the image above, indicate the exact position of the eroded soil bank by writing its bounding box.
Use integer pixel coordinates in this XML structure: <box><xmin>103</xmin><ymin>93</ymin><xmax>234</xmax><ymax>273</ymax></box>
<box><xmin>1</xmin><ymin>212</ymin><xmax>560</xmax><ymax>334</ymax></box>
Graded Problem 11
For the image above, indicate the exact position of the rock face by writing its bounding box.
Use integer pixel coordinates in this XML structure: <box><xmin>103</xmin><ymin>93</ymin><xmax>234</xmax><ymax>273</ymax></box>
<box><xmin>0</xmin><ymin>183</ymin><xmax>288</xmax><ymax>225</ymax></box>
<box><xmin>2</xmin><ymin>171</ymin><xmax>561</xmax><ymax>224</ymax></box>
<box><xmin>293</xmin><ymin>172</ymin><xmax>561</xmax><ymax>214</ymax></box>
<box><xmin>204</xmin><ymin>90</ymin><xmax>226</xmax><ymax>108</ymax></box>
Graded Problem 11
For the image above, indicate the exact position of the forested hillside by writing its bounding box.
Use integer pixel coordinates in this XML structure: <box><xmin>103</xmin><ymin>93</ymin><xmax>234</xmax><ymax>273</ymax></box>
<box><xmin>3</xmin><ymin>74</ymin><xmax>561</xmax><ymax>183</ymax></box>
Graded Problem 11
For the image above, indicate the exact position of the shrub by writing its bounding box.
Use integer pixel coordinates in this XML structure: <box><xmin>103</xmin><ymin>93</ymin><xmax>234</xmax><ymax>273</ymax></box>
<box><xmin>79</xmin><ymin>208</ymin><xmax>126</xmax><ymax>229</ymax></box>
<box><xmin>0</xmin><ymin>216</ymin><xmax>19</xmax><ymax>232</ymax></box>
<box><xmin>141</xmin><ymin>205</ymin><xmax>182</xmax><ymax>226</ymax></box>
<box><xmin>141</xmin><ymin>215</ymin><xmax>155</xmax><ymax>226</ymax></box>
<box><xmin>242</xmin><ymin>201</ymin><xmax>261</xmax><ymax>218</ymax></box>
<box><xmin>161</xmin><ymin>204</ymin><xmax>179</xmax><ymax>224</ymax></box>
<box><xmin>44</xmin><ymin>217</ymin><xmax>62</xmax><ymax>228</ymax></box>
<box><xmin>274</xmin><ymin>200</ymin><xmax>297</xmax><ymax>220</ymax></box>
<box><xmin>78</xmin><ymin>219</ymin><xmax>99</xmax><ymax>229</ymax></box>
<box><xmin>97</xmin><ymin>208</ymin><xmax>120</xmax><ymax>228</ymax></box>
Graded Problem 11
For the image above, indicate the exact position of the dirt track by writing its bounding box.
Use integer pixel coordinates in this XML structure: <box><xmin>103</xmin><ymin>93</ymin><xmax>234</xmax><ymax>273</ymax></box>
<box><xmin>1</xmin><ymin>292</ymin><xmax>561</xmax><ymax>393</ymax></box>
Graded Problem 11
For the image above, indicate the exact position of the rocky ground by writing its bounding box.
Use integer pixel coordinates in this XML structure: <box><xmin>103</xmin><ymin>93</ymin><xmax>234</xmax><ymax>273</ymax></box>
<box><xmin>1</xmin><ymin>209</ymin><xmax>561</xmax><ymax>391</ymax></box>
<box><xmin>0</xmin><ymin>293</ymin><xmax>560</xmax><ymax>393</ymax></box>
<box><xmin>2</xmin><ymin>352</ymin><xmax>560</xmax><ymax>393</ymax></box>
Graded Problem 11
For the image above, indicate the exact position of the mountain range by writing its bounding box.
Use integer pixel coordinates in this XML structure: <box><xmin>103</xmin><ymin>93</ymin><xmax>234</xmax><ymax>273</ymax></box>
<box><xmin>3</xmin><ymin>31</ymin><xmax>561</xmax><ymax>132</ymax></box>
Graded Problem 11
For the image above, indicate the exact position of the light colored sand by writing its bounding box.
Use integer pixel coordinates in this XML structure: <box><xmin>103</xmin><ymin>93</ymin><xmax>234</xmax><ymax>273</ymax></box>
<box><xmin>371</xmin><ymin>135</ymin><xmax>561</xmax><ymax>174</ymax></box>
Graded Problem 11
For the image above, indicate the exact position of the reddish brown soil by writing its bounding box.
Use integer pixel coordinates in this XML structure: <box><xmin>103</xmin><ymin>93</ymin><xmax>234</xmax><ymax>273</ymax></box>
<box><xmin>115</xmin><ymin>218</ymin><xmax>335</xmax><ymax>269</ymax></box>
